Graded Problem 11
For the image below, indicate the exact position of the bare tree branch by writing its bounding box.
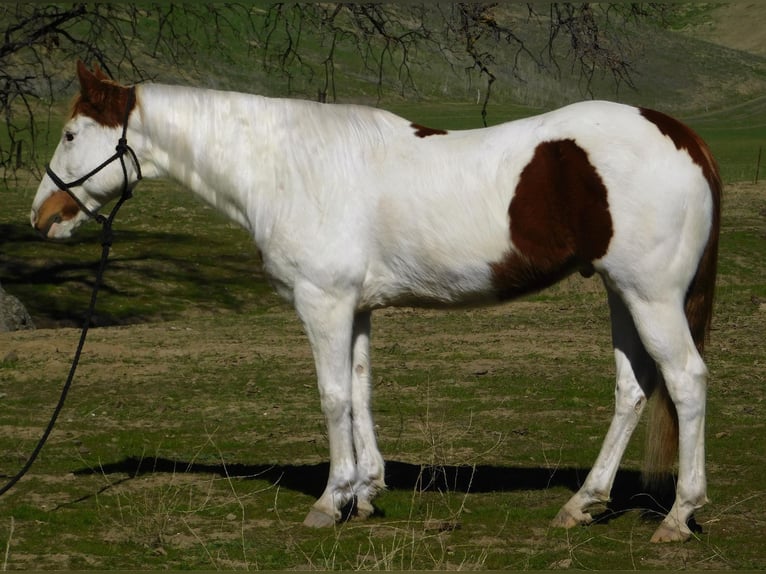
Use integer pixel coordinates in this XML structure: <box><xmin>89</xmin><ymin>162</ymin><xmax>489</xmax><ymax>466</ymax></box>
<box><xmin>0</xmin><ymin>4</ymin><xmax>260</xmax><ymax>176</ymax></box>
<box><xmin>1</xmin><ymin>3</ymin><xmax>673</xmax><ymax>176</ymax></box>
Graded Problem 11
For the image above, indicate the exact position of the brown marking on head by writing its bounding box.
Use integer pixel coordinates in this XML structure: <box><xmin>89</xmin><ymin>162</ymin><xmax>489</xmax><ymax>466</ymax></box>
<box><xmin>490</xmin><ymin>139</ymin><xmax>613</xmax><ymax>300</ymax></box>
<box><xmin>35</xmin><ymin>190</ymin><xmax>81</xmax><ymax>234</ymax></box>
<box><xmin>71</xmin><ymin>60</ymin><xmax>134</xmax><ymax>127</ymax></box>
<box><xmin>411</xmin><ymin>123</ymin><xmax>448</xmax><ymax>138</ymax></box>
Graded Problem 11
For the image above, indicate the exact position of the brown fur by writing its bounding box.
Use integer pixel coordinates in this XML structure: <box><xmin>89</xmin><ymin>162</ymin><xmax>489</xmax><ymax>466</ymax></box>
<box><xmin>71</xmin><ymin>60</ymin><xmax>134</xmax><ymax>128</ymax></box>
<box><xmin>640</xmin><ymin>109</ymin><xmax>722</xmax><ymax>486</ymax></box>
<box><xmin>490</xmin><ymin>139</ymin><xmax>613</xmax><ymax>299</ymax></box>
<box><xmin>36</xmin><ymin>190</ymin><xmax>80</xmax><ymax>233</ymax></box>
<box><xmin>411</xmin><ymin>123</ymin><xmax>448</xmax><ymax>138</ymax></box>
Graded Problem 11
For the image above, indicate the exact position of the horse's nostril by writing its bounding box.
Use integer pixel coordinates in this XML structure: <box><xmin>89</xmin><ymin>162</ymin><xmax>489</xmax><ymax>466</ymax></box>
<box><xmin>35</xmin><ymin>212</ymin><xmax>63</xmax><ymax>239</ymax></box>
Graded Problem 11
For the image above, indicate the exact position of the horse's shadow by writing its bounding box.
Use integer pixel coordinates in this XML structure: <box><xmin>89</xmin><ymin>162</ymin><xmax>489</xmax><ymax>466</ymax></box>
<box><xmin>73</xmin><ymin>456</ymin><xmax>678</xmax><ymax>526</ymax></box>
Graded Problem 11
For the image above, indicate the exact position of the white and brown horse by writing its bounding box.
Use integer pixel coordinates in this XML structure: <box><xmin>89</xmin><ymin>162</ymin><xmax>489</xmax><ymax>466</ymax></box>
<box><xmin>32</xmin><ymin>62</ymin><xmax>720</xmax><ymax>542</ymax></box>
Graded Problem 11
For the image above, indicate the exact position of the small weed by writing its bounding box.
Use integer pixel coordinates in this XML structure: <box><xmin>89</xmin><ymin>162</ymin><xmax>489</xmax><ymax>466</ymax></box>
<box><xmin>0</xmin><ymin>352</ymin><xmax>18</xmax><ymax>369</ymax></box>
<box><xmin>2</xmin><ymin>517</ymin><xmax>13</xmax><ymax>572</ymax></box>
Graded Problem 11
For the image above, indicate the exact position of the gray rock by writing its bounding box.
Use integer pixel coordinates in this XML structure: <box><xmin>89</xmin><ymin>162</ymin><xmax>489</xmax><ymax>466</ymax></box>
<box><xmin>0</xmin><ymin>281</ymin><xmax>35</xmax><ymax>332</ymax></box>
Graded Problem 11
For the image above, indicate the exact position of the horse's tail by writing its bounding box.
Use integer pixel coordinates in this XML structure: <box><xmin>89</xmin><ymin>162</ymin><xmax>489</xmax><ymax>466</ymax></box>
<box><xmin>643</xmin><ymin>136</ymin><xmax>722</xmax><ymax>488</ymax></box>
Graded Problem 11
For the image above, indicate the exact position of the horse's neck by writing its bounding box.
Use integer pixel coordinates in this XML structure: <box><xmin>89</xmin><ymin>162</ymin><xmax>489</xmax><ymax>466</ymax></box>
<box><xmin>135</xmin><ymin>84</ymin><xmax>290</xmax><ymax>232</ymax></box>
<box><xmin>134</xmin><ymin>83</ymin><xmax>399</xmax><ymax>243</ymax></box>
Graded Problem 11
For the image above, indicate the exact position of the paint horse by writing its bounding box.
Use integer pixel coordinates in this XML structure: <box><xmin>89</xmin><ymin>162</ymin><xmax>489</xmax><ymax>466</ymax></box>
<box><xmin>32</xmin><ymin>62</ymin><xmax>720</xmax><ymax>542</ymax></box>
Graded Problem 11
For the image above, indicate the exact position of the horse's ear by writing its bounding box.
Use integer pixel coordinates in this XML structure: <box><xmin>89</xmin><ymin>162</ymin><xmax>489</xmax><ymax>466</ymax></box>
<box><xmin>92</xmin><ymin>63</ymin><xmax>109</xmax><ymax>81</ymax></box>
<box><xmin>76</xmin><ymin>60</ymin><xmax>111</xmax><ymax>104</ymax></box>
<box><xmin>72</xmin><ymin>60</ymin><xmax>130</xmax><ymax>126</ymax></box>
<box><xmin>76</xmin><ymin>60</ymin><xmax>100</xmax><ymax>99</ymax></box>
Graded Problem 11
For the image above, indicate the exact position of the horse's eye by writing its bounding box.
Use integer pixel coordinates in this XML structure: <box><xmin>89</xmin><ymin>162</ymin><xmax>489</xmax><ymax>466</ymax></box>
<box><xmin>65</xmin><ymin>132</ymin><xmax>75</xmax><ymax>142</ymax></box>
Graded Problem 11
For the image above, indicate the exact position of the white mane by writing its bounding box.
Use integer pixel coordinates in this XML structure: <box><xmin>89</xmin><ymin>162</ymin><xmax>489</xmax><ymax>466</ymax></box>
<box><xmin>137</xmin><ymin>84</ymin><xmax>403</xmax><ymax>230</ymax></box>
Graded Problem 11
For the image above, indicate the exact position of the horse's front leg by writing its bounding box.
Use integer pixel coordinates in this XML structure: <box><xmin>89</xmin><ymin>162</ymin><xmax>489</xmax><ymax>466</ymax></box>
<box><xmin>350</xmin><ymin>311</ymin><xmax>386</xmax><ymax>519</ymax></box>
<box><xmin>295</xmin><ymin>284</ymin><xmax>357</xmax><ymax>527</ymax></box>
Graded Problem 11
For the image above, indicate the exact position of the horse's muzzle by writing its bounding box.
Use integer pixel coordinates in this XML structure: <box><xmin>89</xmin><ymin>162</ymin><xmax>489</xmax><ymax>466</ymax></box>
<box><xmin>31</xmin><ymin>190</ymin><xmax>81</xmax><ymax>239</ymax></box>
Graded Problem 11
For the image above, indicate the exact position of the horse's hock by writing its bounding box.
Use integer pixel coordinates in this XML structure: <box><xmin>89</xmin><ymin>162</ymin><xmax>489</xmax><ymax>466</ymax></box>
<box><xmin>0</xmin><ymin>281</ymin><xmax>35</xmax><ymax>332</ymax></box>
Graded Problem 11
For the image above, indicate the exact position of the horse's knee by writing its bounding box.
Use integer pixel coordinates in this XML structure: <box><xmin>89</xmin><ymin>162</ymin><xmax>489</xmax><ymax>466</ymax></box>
<box><xmin>664</xmin><ymin>360</ymin><xmax>707</xmax><ymax>420</ymax></box>
<box><xmin>319</xmin><ymin>390</ymin><xmax>351</xmax><ymax>422</ymax></box>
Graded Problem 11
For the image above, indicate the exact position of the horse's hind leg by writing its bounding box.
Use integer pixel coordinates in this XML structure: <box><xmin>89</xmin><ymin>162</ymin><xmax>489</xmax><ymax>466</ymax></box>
<box><xmin>350</xmin><ymin>311</ymin><xmax>386</xmax><ymax>519</ymax></box>
<box><xmin>626</xmin><ymin>296</ymin><xmax>708</xmax><ymax>542</ymax></box>
<box><xmin>552</xmin><ymin>286</ymin><xmax>657</xmax><ymax>528</ymax></box>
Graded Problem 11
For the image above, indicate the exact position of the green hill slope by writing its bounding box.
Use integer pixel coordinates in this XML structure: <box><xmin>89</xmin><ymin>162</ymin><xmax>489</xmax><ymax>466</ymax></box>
<box><xmin>130</xmin><ymin>5</ymin><xmax>766</xmax><ymax>116</ymax></box>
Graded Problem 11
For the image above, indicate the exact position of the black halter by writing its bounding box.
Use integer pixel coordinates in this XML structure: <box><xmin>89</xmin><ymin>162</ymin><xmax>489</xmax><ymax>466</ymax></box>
<box><xmin>45</xmin><ymin>86</ymin><xmax>142</xmax><ymax>225</ymax></box>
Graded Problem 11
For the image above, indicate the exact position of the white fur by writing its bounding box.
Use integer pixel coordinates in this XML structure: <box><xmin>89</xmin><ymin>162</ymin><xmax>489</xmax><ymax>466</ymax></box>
<box><xmin>32</xmin><ymin>84</ymin><xmax>715</xmax><ymax>539</ymax></box>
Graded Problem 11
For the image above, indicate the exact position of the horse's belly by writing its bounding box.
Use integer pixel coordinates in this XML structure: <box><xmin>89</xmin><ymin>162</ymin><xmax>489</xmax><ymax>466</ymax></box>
<box><xmin>361</xmin><ymin>191</ymin><xmax>513</xmax><ymax>308</ymax></box>
<box><xmin>358</xmin><ymin>258</ymin><xmax>499</xmax><ymax>310</ymax></box>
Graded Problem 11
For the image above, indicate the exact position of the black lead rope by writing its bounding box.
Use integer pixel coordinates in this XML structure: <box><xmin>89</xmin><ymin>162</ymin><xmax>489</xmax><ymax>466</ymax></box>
<box><xmin>0</xmin><ymin>88</ymin><xmax>140</xmax><ymax>497</ymax></box>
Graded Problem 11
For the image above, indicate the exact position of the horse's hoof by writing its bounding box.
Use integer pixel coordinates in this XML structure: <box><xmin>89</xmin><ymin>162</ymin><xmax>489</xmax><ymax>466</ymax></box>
<box><xmin>303</xmin><ymin>508</ymin><xmax>337</xmax><ymax>528</ymax></box>
<box><xmin>353</xmin><ymin>498</ymin><xmax>375</xmax><ymax>521</ymax></box>
<box><xmin>551</xmin><ymin>507</ymin><xmax>592</xmax><ymax>529</ymax></box>
<box><xmin>650</xmin><ymin>522</ymin><xmax>691</xmax><ymax>543</ymax></box>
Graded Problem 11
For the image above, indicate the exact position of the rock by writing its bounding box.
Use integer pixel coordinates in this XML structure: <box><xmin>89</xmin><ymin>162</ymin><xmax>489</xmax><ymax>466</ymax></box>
<box><xmin>0</xmin><ymin>281</ymin><xmax>35</xmax><ymax>332</ymax></box>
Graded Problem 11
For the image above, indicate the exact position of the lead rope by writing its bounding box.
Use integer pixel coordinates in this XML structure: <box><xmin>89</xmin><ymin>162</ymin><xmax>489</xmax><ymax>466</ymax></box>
<box><xmin>0</xmin><ymin>92</ymin><xmax>138</xmax><ymax>497</ymax></box>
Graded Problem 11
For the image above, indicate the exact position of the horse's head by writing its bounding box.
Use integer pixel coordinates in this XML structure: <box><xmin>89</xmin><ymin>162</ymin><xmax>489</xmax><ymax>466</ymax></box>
<box><xmin>31</xmin><ymin>61</ymin><xmax>141</xmax><ymax>239</ymax></box>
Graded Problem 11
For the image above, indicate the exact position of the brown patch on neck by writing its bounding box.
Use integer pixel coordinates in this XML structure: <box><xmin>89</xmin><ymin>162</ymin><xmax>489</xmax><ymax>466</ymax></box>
<box><xmin>490</xmin><ymin>139</ymin><xmax>613</xmax><ymax>300</ymax></box>
<box><xmin>411</xmin><ymin>123</ymin><xmax>448</xmax><ymax>138</ymax></box>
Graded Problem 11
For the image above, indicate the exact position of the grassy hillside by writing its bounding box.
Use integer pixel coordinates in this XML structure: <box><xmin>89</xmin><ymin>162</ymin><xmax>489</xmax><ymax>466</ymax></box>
<box><xmin>2</xmin><ymin>5</ymin><xmax>765</xmax><ymax>163</ymax></box>
<box><xmin>185</xmin><ymin>4</ymin><xmax>766</xmax><ymax>116</ymax></box>
<box><xmin>675</xmin><ymin>2</ymin><xmax>766</xmax><ymax>58</ymax></box>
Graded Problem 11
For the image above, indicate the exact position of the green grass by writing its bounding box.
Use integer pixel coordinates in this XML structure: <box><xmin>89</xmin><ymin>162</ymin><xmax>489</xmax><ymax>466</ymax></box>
<box><xmin>688</xmin><ymin>96</ymin><xmax>766</xmax><ymax>183</ymax></box>
<box><xmin>1</xmin><ymin>172</ymin><xmax>765</xmax><ymax>568</ymax></box>
<box><xmin>2</xmin><ymin>178</ymin><xmax>276</xmax><ymax>327</ymax></box>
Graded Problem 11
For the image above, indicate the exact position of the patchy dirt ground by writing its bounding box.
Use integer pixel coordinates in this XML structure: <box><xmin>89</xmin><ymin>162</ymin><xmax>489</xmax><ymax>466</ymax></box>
<box><xmin>0</xmin><ymin>182</ymin><xmax>764</xmax><ymax>569</ymax></box>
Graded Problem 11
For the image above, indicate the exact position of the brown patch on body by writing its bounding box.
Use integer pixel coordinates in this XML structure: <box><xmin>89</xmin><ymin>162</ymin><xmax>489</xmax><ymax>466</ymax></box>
<box><xmin>35</xmin><ymin>190</ymin><xmax>80</xmax><ymax>233</ymax></box>
<box><xmin>640</xmin><ymin>107</ymin><xmax>722</xmax><ymax>353</ymax></box>
<box><xmin>411</xmin><ymin>123</ymin><xmax>448</xmax><ymax>138</ymax></box>
<box><xmin>640</xmin><ymin>108</ymin><xmax>720</xmax><ymax>188</ymax></box>
<box><xmin>491</xmin><ymin>139</ymin><xmax>613</xmax><ymax>300</ymax></box>
<box><xmin>71</xmin><ymin>60</ymin><xmax>135</xmax><ymax>128</ymax></box>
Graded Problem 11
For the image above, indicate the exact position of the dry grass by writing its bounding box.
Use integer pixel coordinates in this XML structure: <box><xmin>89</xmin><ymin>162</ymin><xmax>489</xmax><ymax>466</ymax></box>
<box><xmin>0</xmin><ymin>175</ymin><xmax>764</xmax><ymax>568</ymax></box>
